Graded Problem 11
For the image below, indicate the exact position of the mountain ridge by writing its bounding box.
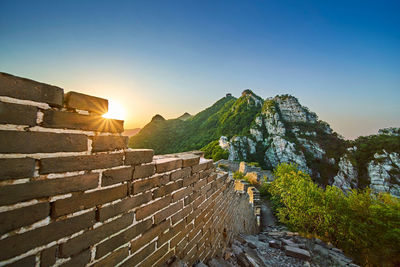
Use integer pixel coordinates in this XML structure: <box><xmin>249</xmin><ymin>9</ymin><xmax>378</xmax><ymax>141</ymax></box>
<box><xmin>129</xmin><ymin>90</ymin><xmax>400</xmax><ymax>196</ymax></box>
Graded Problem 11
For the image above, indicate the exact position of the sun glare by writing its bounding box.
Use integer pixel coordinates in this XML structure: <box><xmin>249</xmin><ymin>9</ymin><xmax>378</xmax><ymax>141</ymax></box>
<box><xmin>102</xmin><ymin>101</ymin><xmax>125</xmax><ymax>120</ymax></box>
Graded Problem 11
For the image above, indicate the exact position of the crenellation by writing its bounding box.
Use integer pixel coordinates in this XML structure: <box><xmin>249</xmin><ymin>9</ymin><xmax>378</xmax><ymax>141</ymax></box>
<box><xmin>0</xmin><ymin>73</ymin><xmax>259</xmax><ymax>267</ymax></box>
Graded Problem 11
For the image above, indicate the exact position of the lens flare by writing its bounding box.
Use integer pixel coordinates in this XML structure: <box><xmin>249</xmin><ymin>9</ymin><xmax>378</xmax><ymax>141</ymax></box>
<box><xmin>102</xmin><ymin>100</ymin><xmax>125</xmax><ymax>120</ymax></box>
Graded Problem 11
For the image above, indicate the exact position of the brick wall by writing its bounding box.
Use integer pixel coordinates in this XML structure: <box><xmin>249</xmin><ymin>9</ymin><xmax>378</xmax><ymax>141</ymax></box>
<box><xmin>0</xmin><ymin>72</ymin><xmax>259</xmax><ymax>267</ymax></box>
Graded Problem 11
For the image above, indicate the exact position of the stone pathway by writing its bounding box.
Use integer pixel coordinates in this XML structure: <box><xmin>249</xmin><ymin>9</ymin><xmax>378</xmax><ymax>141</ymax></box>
<box><xmin>169</xmin><ymin>199</ymin><xmax>360</xmax><ymax>267</ymax></box>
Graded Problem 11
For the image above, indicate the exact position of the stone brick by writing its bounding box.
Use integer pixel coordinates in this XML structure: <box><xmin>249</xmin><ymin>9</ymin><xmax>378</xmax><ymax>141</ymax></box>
<box><xmin>184</xmin><ymin>191</ymin><xmax>200</xmax><ymax>206</ymax></box>
<box><xmin>135</xmin><ymin>196</ymin><xmax>171</xmax><ymax>220</ymax></box>
<box><xmin>0</xmin><ymin>101</ymin><xmax>37</xmax><ymax>126</ymax></box>
<box><xmin>130</xmin><ymin>219</ymin><xmax>170</xmax><ymax>252</ymax></box>
<box><xmin>158</xmin><ymin>219</ymin><xmax>185</xmax><ymax>246</ymax></box>
<box><xmin>193</xmin><ymin>178</ymin><xmax>207</xmax><ymax>191</ymax></box>
<box><xmin>91</xmin><ymin>135</ymin><xmax>128</xmax><ymax>152</ymax></box>
<box><xmin>64</xmin><ymin>91</ymin><xmax>108</xmax><ymax>114</ymax></box>
<box><xmin>170</xmin><ymin>223</ymin><xmax>193</xmax><ymax>248</ymax></box>
<box><xmin>0</xmin><ymin>211</ymin><xmax>95</xmax><ymax>261</ymax></box>
<box><xmin>158</xmin><ymin>173</ymin><xmax>170</xmax><ymax>185</ymax></box>
<box><xmin>178</xmin><ymin>154</ymin><xmax>200</xmax><ymax>167</ymax></box>
<box><xmin>42</xmin><ymin>110</ymin><xmax>123</xmax><ymax>133</ymax></box>
<box><xmin>171</xmin><ymin>204</ymin><xmax>192</xmax><ymax>225</ymax></box>
<box><xmin>41</xmin><ymin>245</ymin><xmax>57</xmax><ymax>267</ymax></box>
<box><xmin>0</xmin><ymin>72</ymin><xmax>63</xmax><ymax>106</ymax></box>
<box><xmin>0</xmin><ymin>131</ymin><xmax>87</xmax><ymax>154</ymax></box>
<box><xmin>186</xmin><ymin>208</ymin><xmax>200</xmax><ymax>224</ymax></box>
<box><xmin>154</xmin><ymin>201</ymin><xmax>183</xmax><ymax>224</ymax></box>
<box><xmin>60</xmin><ymin>213</ymin><xmax>133</xmax><ymax>257</ymax></box>
<box><xmin>172</xmin><ymin>187</ymin><xmax>193</xmax><ymax>202</ymax></box>
<box><xmin>0</xmin><ymin>158</ymin><xmax>35</xmax><ymax>180</ymax></box>
<box><xmin>40</xmin><ymin>153</ymin><xmax>123</xmax><ymax>174</ymax></box>
<box><xmin>120</xmin><ymin>241</ymin><xmax>155</xmax><ymax>267</ymax></box>
<box><xmin>6</xmin><ymin>255</ymin><xmax>36</xmax><ymax>267</ymax></box>
<box><xmin>155</xmin><ymin>158</ymin><xmax>182</xmax><ymax>173</ymax></box>
<box><xmin>125</xmin><ymin>149</ymin><xmax>154</xmax><ymax>165</ymax></box>
<box><xmin>98</xmin><ymin>192</ymin><xmax>152</xmax><ymax>221</ymax></box>
<box><xmin>102</xmin><ymin>167</ymin><xmax>133</xmax><ymax>186</ymax></box>
<box><xmin>155</xmin><ymin>250</ymin><xmax>174</xmax><ymax>267</ymax></box>
<box><xmin>132</xmin><ymin>176</ymin><xmax>159</xmax><ymax>194</ymax></box>
<box><xmin>183</xmin><ymin>174</ymin><xmax>199</xmax><ymax>187</ymax></box>
<box><xmin>60</xmin><ymin>249</ymin><xmax>91</xmax><ymax>267</ymax></box>
<box><xmin>52</xmin><ymin>184</ymin><xmax>127</xmax><ymax>217</ymax></box>
<box><xmin>93</xmin><ymin>246</ymin><xmax>129</xmax><ymax>267</ymax></box>
<box><xmin>140</xmin><ymin>243</ymin><xmax>168</xmax><ymax>267</ymax></box>
<box><xmin>153</xmin><ymin>180</ymin><xmax>182</xmax><ymax>199</ymax></box>
<box><xmin>199</xmin><ymin>169</ymin><xmax>213</xmax><ymax>179</ymax></box>
<box><xmin>170</xmin><ymin>167</ymin><xmax>191</xmax><ymax>181</ymax></box>
<box><xmin>0</xmin><ymin>173</ymin><xmax>99</xmax><ymax>206</ymax></box>
<box><xmin>0</xmin><ymin>202</ymin><xmax>49</xmax><ymax>235</ymax></box>
<box><xmin>133</xmin><ymin>163</ymin><xmax>155</xmax><ymax>179</ymax></box>
<box><xmin>96</xmin><ymin>219</ymin><xmax>152</xmax><ymax>258</ymax></box>
<box><xmin>192</xmin><ymin>161</ymin><xmax>209</xmax><ymax>173</ymax></box>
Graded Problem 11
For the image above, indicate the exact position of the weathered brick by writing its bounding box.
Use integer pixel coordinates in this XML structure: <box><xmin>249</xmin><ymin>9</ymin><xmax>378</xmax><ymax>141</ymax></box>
<box><xmin>192</xmin><ymin>160</ymin><xmax>210</xmax><ymax>173</ymax></box>
<box><xmin>183</xmin><ymin>173</ymin><xmax>199</xmax><ymax>187</ymax></box>
<box><xmin>60</xmin><ymin>249</ymin><xmax>91</xmax><ymax>267</ymax></box>
<box><xmin>158</xmin><ymin>219</ymin><xmax>185</xmax><ymax>246</ymax></box>
<box><xmin>153</xmin><ymin>180</ymin><xmax>182</xmax><ymax>199</ymax></box>
<box><xmin>42</xmin><ymin>110</ymin><xmax>123</xmax><ymax>133</ymax></box>
<box><xmin>132</xmin><ymin>163</ymin><xmax>155</xmax><ymax>179</ymax></box>
<box><xmin>193</xmin><ymin>195</ymin><xmax>206</xmax><ymax>210</ymax></box>
<box><xmin>64</xmin><ymin>91</ymin><xmax>108</xmax><ymax>114</ymax></box>
<box><xmin>172</xmin><ymin>187</ymin><xmax>193</xmax><ymax>202</ymax></box>
<box><xmin>125</xmin><ymin>149</ymin><xmax>154</xmax><ymax>165</ymax></box>
<box><xmin>91</xmin><ymin>135</ymin><xmax>128</xmax><ymax>152</ymax></box>
<box><xmin>0</xmin><ymin>131</ymin><xmax>87</xmax><ymax>154</ymax></box>
<box><xmin>132</xmin><ymin>176</ymin><xmax>159</xmax><ymax>194</ymax></box>
<box><xmin>130</xmin><ymin>219</ymin><xmax>170</xmax><ymax>252</ymax></box>
<box><xmin>0</xmin><ymin>202</ymin><xmax>49</xmax><ymax>235</ymax></box>
<box><xmin>140</xmin><ymin>243</ymin><xmax>168</xmax><ymax>267</ymax></box>
<box><xmin>193</xmin><ymin>178</ymin><xmax>207</xmax><ymax>191</ymax></box>
<box><xmin>155</xmin><ymin>158</ymin><xmax>182</xmax><ymax>173</ymax></box>
<box><xmin>0</xmin><ymin>158</ymin><xmax>35</xmax><ymax>180</ymax></box>
<box><xmin>170</xmin><ymin>223</ymin><xmax>193</xmax><ymax>248</ymax></box>
<box><xmin>0</xmin><ymin>211</ymin><xmax>95</xmax><ymax>261</ymax></box>
<box><xmin>178</xmin><ymin>154</ymin><xmax>200</xmax><ymax>167</ymax></box>
<box><xmin>184</xmin><ymin>191</ymin><xmax>201</xmax><ymax>206</ymax></box>
<box><xmin>207</xmin><ymin>173</ymin><xmax>217</xmax><ymax>183</ymax></box>
<box><xmin>186</xmin><ymin>208</ymin><xmax>200</xmax><ymax>224</ymax></box>
<box><xmin>6</xmin><ymin>255</ymin><xmax>36</xmax><ymax>267</ymax></box>
<box><xmin>98</xmin><ymin>192</ymin><xmax>152</xmax><ymax>221</ymax></box>
<box><xmin>93</xmin><ymin>246</ymin><xmax>129</xmax><ymax>267</ymax></box>
<box><xmin>52</xmin><ymin>184</ymin><xmax>127</xmax><ymax>217</ymax></box>
<box><xmin>102</xmin><ymin>167</ymin><xmax>133</xmax><ymax>186</ymax></box>
<box><xmin>156</xmin><ymin>173</ymin><xmax>170</xmax><ymax>185</ymax></box>
<box><xmin>60</xmin><ymin>213</ymin><xmax>133</xmax><ymax>257</ymax></box>
<box><xmin>0</xmin><ymin>173</ymin><xmax>99</xmax><ymax>206</ymax></box>
<box><xmin>135</xmin><ymin>196</ymin><xmax>171</xmax><ymax>220</ymax></box>
<box><xmin>0</xmin><ymin>72</ymin><xmax>63</xmax><ymax>106</ymax></box>
<box><xmin>171</xmin><ymin>204</ymin><xmax>192</xmax><ymax>225</ymax></box>
<box><xmin>0</xmin><ymin>101</ymin><xmax>37</xmax><ymax>126</ymax></box>
<box><xmin>154</xmin><ymin>201</ymin><xmax>183</xmax><ymax>224</ymax></box>
<box><xmin>199</xmin><ymin>169</ymin><xmax>213</xmax><ymax>179</ymax></box>
<box><xmin>41</xmin><ymin>245</ymin><xmax>57</xmax><ymax>267</ymax></box>
<box><xmin>40</xmin><ymin>153</ymin><xmax>123</xmax><ymax>174</ymax></box>
<box><xmin>170</xmin><ymin>167</ymin><xmax>191</xmax><ymax>181</ymax></box>
<box><xmin>120</xmin><ymin>241</ymin><xmax>155</xmax><ymax>267</ymax></box>
<box><xmin>96</xmin><ymin>219</ymin><xmax>152</xmax><ymax>258</ymax></box>
<box><xmin>155</xmin><ymin>250</ymin><xmax>174</xmax><ymax>267</ymax></box>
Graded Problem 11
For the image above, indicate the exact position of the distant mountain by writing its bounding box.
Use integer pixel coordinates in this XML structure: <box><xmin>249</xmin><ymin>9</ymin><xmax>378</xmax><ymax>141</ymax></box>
<box><xmin>129</xmin><ymin>90</ymin><xmax>400</xmax><ymax>196</ymax></box>
<box><xmin>177</xmin><ymin>112</ymin><xmax>192</xmax><ymax>121</ymax></box>
<box><xmin>123</xmin><ymin>128</ymin><xmax>141</xmax><ymax>137</ymax></box>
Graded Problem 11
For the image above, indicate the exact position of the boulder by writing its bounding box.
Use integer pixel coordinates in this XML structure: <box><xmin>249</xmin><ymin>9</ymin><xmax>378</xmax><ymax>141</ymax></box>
<box><xmin>284</xmin><ymin>246</ymin><xmax>311</xmax><ymax>261</ymax></box>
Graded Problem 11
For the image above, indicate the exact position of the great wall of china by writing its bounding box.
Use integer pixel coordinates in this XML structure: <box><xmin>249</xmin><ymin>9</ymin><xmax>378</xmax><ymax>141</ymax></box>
<box><xmin>0</xmin><ymin>72</ymin><xmax>260</xmax><ymax>267</ymax></box>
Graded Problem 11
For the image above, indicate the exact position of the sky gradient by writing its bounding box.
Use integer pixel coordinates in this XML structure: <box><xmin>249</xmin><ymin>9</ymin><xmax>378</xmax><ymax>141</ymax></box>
<box><xmin>1</xmin><ymin>0</ymin><xmax>399</xmax><ymax>139</ymax></box>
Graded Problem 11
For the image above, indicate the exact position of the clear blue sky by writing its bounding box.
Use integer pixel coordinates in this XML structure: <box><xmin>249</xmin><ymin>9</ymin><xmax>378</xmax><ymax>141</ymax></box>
<box><xmin>1</xmin><ymin>0</ymin><xmax>399</xmax><ymax>139</ymax></box>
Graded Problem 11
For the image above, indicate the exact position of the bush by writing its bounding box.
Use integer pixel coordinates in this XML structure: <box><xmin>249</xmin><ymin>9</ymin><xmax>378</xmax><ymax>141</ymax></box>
<box><xmin>201</xmin><ymin>140</ymin><xmax>229</xmax><ymax>162</ymax></box>
<box><xmin>269</xmin><ymin>163</ymin><xmax>400</xmax><ymax>266</ymax></box>
<box><xmin>233</xmin><ymin>171</ymin><xmax>245</xmax><ymax>180</ymax></box>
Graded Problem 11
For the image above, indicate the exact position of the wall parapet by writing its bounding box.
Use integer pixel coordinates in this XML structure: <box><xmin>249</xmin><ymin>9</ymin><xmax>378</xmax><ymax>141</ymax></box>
<box><xmin>0</xmin><ymin>72</ymin><xmax>259</xmax><ymax>266</ymax></box>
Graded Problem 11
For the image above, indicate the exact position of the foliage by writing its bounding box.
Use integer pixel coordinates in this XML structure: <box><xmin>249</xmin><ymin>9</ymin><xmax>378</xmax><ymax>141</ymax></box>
<box><xmin>233</xmin><ymin>171</ymin><xmax>245</xmax><ymax>180</ymax></box>
<box><xmin>268</xmin><ymin>163</ymin><xmax>400</xmax><ymax>267</ymax></box>
<box><xmin>247</xmin><ymin>161</ymin><xmax>260</xmax><ymax>167</ymax></box>
<box><xmin>350</xmin><ymin>134</ymin><xmax>400</xmax><ymax>188</ymax></box>
<box><xmin>217</xmin><ymin>163</ymin><xmax>229</xmax><ymax>171</ymax></box>
<box><xmin>201</xmin><ymin>140</ymin><xmax>229</xmax><ymax>162</ymax></box>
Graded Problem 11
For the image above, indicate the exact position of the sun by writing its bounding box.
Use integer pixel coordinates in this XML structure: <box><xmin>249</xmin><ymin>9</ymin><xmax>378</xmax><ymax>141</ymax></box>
<box><xmin>102</xmin><ymin>100</ymin><xmax>125</xmax><ymax>120</ymax></box>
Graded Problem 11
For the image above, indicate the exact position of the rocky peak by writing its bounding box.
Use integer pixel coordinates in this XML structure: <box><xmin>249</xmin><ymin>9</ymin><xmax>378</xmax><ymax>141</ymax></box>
<box><xmin>274</xmin><ymin>94</ymin><xmax>318</xmax><ymax>123</ymax></box>
<box><xmin>177</xmin><ymin>112</ymin><xmax>192</xmax><ymax>121</ymax></box>
<box><xmin>151</xmin><ymin>114</ymin><xmax>165</xmax><ymax>122</ymax></box>
<box><xmin>240</xmin><ymin>89</ymin><xmax>263</xmax><ymax>106</ymax></box>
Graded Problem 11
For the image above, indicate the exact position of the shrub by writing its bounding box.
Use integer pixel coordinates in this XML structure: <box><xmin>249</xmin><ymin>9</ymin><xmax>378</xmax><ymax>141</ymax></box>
<box><xmin>233</xmin><ymin>171</ymin><xmax>245</xmax><ymax>180</ymax></box>
<box><xmin>269</xmin><ymin>163</ymin><xmax>400</xmax><ymax>266</ymax></box>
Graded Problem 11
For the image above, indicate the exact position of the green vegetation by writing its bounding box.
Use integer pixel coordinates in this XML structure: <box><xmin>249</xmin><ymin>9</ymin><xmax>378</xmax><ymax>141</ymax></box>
<box><xmin>268</xmin><ymin>163</ymin><xmax>400</xmax><ymax>266</ymax></box>
<box><xmin>233</xmin><ymin>171</ymin><xmax>245</xmax><ymax>180</ymax></box>
<box><xmin>130</xmin><ymin>92</ymin><xmax>262</xmax><ymax>154</ymax></box>
<box><xmin>351</xmin><ymin>134</ymin><xmax>400</xmax><ymax>188</ymax></box>
<box><xmin>201</xmin><ymin>140</ymin><xmax>229</xmax><ymax>162</ymax></box>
